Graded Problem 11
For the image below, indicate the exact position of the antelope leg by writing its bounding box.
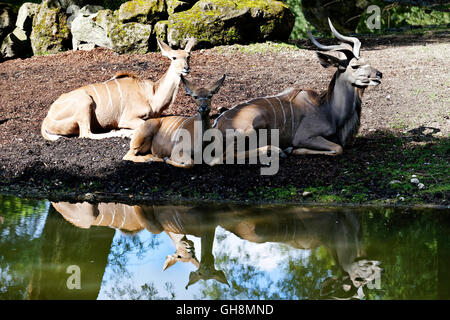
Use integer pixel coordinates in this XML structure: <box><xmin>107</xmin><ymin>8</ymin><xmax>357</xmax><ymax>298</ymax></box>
<box><xmin>165</xmin><ymin>158</ymin><xmax>194</xmax><ymax>169</ymax></box>
<box><xmin>123</xmin><ymin>152</ymin><xmax>164</xmax><ymax>163</ymax></box>
<box><xmin>292</xmin><ymin>136</ymin><xmax>343</xmax><ymax>156</ymax></box>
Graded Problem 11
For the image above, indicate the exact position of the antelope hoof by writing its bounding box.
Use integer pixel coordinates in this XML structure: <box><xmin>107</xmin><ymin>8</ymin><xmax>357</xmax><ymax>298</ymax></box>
<box><xmin>283</xmin><ymin>147</ymin><xmax>293</xmax><ymax>155</ymax></box>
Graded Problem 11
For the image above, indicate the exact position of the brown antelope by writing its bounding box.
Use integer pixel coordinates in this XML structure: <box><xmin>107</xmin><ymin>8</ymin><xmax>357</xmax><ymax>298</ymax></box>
<box><xmin>51</xmin><ymin>202</ymin><xmax>200</xmax><ymax>269</ymax></box>
<box><xmin>214</xmin><ymin>19</ymin><xmax>382</xmax><ymax>156</ymax></box>
<box><xmin>41</xmin><ymin>37</ymin><xmax>196</xmax><ymax>141</ymax></box>
<box><xmin>122</xmin><ymin>74</ymin><xmax>226</xmax><ymax>168</ymax></box>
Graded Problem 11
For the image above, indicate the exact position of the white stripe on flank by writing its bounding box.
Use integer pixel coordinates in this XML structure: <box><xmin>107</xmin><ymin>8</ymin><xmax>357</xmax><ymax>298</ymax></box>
<box><xmin>104</xmin><ymin>82</ymin><xmax>113</xmax><ymax>108</ymax></box>
<box><xmin>289</xmin><ymin>100</ymin><xmax>294</xmax><ymax>134</ymax></box>
<box><xmin>109</xmin><ymin>208</ymin><xmax>116</xmax><ymax>227</ymax></box>
<box><xmin>96</xmin><ymin>212</ymin><xmax>104</xmax><ymax>226</ymax></box>
<box><xmin>118</xmin><ymin>207</ymin><xmax>126</xmax><ymax>229</ymax></box>
<box><xmin>274</xmin><ymin>96</ymin><xmax>286</xmax><ymax>126</ymax></box>
<box><xmin>165</xmin><ymin>117</ymin><xmax>183</xmax><ymax>137</ymax></box>
<box><xmin>114</xmin><ymin>79</ymin><xmax>123</xmax><ymax>109</ymax></box>
<box><xmin>263</xmin><ymin>98</ymin><xmax>277</xmax><ymax>128</ymax></box>
<box><xmin>173</xmin><ymin>118</ymin><xmax>191</xmax><ymax>143</ymax></box>
<box><xmin>90</xmin><ymin>85</ymin><xmax>102</xmax><ymax>106</ymax></box>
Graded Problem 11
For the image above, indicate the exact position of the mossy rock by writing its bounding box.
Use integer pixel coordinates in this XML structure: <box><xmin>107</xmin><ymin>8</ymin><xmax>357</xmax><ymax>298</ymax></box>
<box><xmin>30</xmin><ymin>0</ymin><xmax>71</xmax><ymax>55</ymax></box>
<box><xmin>109</xmin><ymin>22</ymin><xmax>153</xmax><ymax>54</ymax></box>
<box><xmin>166</xmin><ymin>0</ymin><xmax>195</xmax><ymax>16</ymax></box>
<box><xmin>1</xmin><ymin>27</ymin><xmax>32</xmax><ymax>59</ymax></box>
<box><xmin>118</xmin><ymin>0</ymin><xmax>166</xmax><ymax>24</ymax></box>
<box><xmin>167</xmin><ymin>0</ymin><xmax>294</xmax><ymax>48</ymax></box>
<box><xmin>154</xmin><ymin>19</ymin><xmax>168</xmax><ymax>42</ymax></box>
<box><xmin>0</xmin><ymin>3</ymin><xmax>17</xmax><ymax>43</ymax></box>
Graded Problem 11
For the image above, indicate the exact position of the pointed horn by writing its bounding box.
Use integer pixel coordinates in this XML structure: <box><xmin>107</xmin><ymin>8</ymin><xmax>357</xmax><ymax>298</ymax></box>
<box><xmin>307</xmin><ymin>27</ymin><xmax>345</xmax><ymax>52</ymax></box>
<box><xmin>328</xmin><ymin>18</ymin><xmax>361</xmax><ymax>59</ymax></box>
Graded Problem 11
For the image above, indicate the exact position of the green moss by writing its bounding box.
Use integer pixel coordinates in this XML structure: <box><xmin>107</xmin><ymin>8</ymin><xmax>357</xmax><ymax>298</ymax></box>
<box><xmin>30</xmin><ymin>0</ymin><xmax>70</xmax><ymax>55</ymax></box>
<box><xmin>167</xmin><ymin>0</ymin><xmax>293</xmax><ymax>47</ymax></box>
<box><xmin>118</xmin><ymin>0</ymin><xmax>166</xmax><ymax>23</ymax></box>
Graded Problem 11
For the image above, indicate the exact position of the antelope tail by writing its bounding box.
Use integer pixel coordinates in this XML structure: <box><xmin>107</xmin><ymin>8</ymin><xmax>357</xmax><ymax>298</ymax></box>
<box><xmin>41</xmin><ymin>118</ymin><xmax>62</xmax><ymax>141</ymax></box>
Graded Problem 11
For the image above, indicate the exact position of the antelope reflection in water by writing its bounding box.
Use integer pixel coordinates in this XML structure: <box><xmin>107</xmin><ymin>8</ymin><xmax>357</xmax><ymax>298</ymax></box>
<box><xmin>52</xmin><ymin>202</ymin><xmax>381</xmax><ymax>299</ymax></box>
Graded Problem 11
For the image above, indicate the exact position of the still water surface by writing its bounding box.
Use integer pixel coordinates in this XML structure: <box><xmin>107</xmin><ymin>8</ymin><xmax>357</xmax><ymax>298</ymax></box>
<box><xmin>0</xmin><ymin>194</ymin><xmax>449</xmax><ymax>300</ymax></box>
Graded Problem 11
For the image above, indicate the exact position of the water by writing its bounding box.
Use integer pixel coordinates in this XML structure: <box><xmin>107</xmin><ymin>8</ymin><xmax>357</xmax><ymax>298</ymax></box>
<box><xmin>0</xmin><ymin>194</ymin><xmax>449</xmax><ymax>300</ymax></box>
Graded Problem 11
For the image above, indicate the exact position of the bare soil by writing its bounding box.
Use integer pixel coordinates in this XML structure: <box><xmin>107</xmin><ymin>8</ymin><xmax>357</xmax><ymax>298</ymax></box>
<box><xmin>0</xmin><ymin>33</ymin><xmax>449</xmax><ymax>206</ymax></box>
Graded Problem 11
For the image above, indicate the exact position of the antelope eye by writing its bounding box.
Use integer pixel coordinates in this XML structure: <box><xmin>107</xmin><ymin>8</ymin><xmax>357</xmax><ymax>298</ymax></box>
<box><xmin>351</xmin><ymin>64</ymin><xmax>359</xmax><ymax>69</ymax></box>
<box><xmin>172</xmin><ymin>57</ymin><xmax>177</xmax><ymax>60</ymax></box>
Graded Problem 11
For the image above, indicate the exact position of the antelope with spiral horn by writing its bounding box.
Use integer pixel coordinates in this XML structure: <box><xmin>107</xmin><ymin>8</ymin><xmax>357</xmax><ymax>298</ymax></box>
<box><xmin>214</xmin><ymin>19</ymin><xmax>382</xmax><ymax>156</ymax></box>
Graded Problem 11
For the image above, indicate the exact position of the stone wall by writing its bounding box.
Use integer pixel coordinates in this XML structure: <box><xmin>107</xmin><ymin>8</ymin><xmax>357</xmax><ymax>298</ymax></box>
<box><xmin>0</xmin><ymin>0</ymin><xmax>294</xmax><ymax>61</ymax></box>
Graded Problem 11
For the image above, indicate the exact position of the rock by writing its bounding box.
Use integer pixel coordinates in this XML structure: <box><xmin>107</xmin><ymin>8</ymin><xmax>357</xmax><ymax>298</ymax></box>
<box><xmin>118</xmin><ymin>0</ymin><xmax>166</xmax><ymax>24</ymax></box>
<box><xmin>411</xmin><ymin>178</ymin><xmax>420</xmax><ymax>184</ymax></box>
<box><xmin>30</xmin><ymin>0</ymin><xmax>71</xmax><ymax>56</ymax></box>
<box><xmin>71</xmin><ymin>8</ymin><xmax>153</xmax><ymax>54</ymax></box>
<box><xmin>166</xmin><ymin>0</ymin><xmax>294</xmax><ymax>48</ymax></box>
<box><xmin>418</xmin><ymin>183</ymin><xmax>425</xmax><ymax>190</ymax></box>
<box><xmin>15</xmin><ymin>2</ymin><xmax>39</xmax><ymax>34</ymax></box>
<box><xmin>302</xmin><ymin>0</ymin><xmax>365</xmax><ymax>34</ymax></box>
<box><xmin>302</xmin><ymin>191</ymin><xmax>312</xmax><ymax>197</ymax></box>
<box><xmin>0</xmin><ymin>27</ymin><xmax>32</xmax><ymax>59</ymax></box>
<box><xmin>166</xmin><ymin>0</ymin><xmax>195</xmax><ymax>15</ymax></box>
<box><xmin>71</xmin><ymin>9</ymin><xmax>113</xmax><ymax>50</ymax></box>
<box><xmin>109</xmin><ymin>22</ymin><xmax>153</xmax><ymax>54</ymax></box>
<box><xmin>154</xmin><ymin>19</ymin><xmax>168</xmax><ymax>42</ymax></box>
<box><xmin>0</xmin><ymin>3</ymin><xmax>16</xmax><ymax>43</ymax></box>
<box><xmin>389</xmin><ymin>180</ymin><xmax>402</xmax><ymax>185</ymax></box>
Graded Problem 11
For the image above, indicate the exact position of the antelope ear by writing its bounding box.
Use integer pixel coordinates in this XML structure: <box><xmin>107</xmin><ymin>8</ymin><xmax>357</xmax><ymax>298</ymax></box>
<box><xmin>157</xmin><ymin>38</ymin><xmax>172</xmax><ymax>58</ymax></box>
<box><xmin>181</xmin><ymin>75</ymin><xmax>195</xmax><ymax>96</ymax></box>
<box><xmin>184</xmin><ymin>37</ymin><xmax>197</xmax><ymax>53</ymax></box>
<box><xmin>316</xmin><ymin>51</ymin><xmax>346</xmax><ymax>69</ymax></box>
<box><xmin>207</xmin><ymin>74</ymin><xmax>226</xmax><ymax>95</ymax></box>
<box><xmin>163</xmin><ymin>254</ymin><xmax>177</xmax><ymax>271</ymax></box>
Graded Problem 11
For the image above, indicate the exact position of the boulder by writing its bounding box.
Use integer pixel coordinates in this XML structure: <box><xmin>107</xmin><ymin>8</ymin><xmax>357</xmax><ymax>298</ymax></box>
<box><xmin>30</xmin><ymin>0</ymin><xmax>71</xmax><ymax>55</ymax></box>
<box><xmin>0</xmin><ymin>27</ymin><xmax>31</xmax><ymax>59</ymax></box>
<box><xmin>0</xmin><ymin>3</ymin><xmax>16</xmax><ymax>43</ymax></box>
<box><xmin>166</xmin><ymin>0</ymin><xmax>294</xmax><ymax>48</ymax></box>
<box><xmin>118</xmin><ymin>0</ymin><xmax>166</xmax><ymax>24</ymax></box>
<box><xmin>15</xmin><ymin>2</ymin><xmax>39</xmax><ymax>34</ymax></box>
<box><xmin>109</xmin><ymin>22</ymin><xmax>153</xmax><ymax>54</ymax></box>
<box><xmin>71</xmin><ymin>8</ymin><xmax>112</xmax><ymax>51</ymax></box>
<box><xmin>166</xmin><ymin>0</ymin><xmax>195</xmax><ymax>16</ymax></box>
<box><xmin>72</xmin><ymin>8</ymin><xmax>153</xmax><ymax>54</ymax></box>
<box><xmin>302</xmin><ymin>0</ymin><xmax>365</xmax><ymax>34</ymax></box>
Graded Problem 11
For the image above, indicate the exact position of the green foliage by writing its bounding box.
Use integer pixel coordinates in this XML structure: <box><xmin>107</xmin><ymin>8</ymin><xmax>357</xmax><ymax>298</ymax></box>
<box><xmin>357</xmin><ymin>1</ymin><xmax>450</xmax><ymax>33</ymax></box>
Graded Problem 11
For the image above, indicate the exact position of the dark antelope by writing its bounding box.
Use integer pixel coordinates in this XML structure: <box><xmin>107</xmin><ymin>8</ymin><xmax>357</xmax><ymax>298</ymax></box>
<box><xmin>41</xmin><ymin>38</ymin><xmax>196</xmax><ymax>141</ymax></box>
<box><xmin>123</xmin><ymin>74</ymin><xmax>226</xmax><ymax>168</ymax></box>
<box><xmin>214</xmin><ymin>19</ymin><xmax>382</xmax><ymax>156</ymax></box>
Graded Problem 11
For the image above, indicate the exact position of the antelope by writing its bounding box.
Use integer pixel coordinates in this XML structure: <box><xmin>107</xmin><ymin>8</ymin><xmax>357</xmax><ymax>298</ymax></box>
<box><xmin>41</xmin><ymin>37</ymin><xmax>196</xmax><ymax>141</ymax></box>
<box><xmin>51</xmin><ymin>202</ymin><xmax>200</xmax><ymax>269</ymax></box>
<box><xmin>122</xmin><ymin>74</ymin><xmax>226</xmax><ymax>168</ymax></box>
<box><xmin>214</xmin><ymin>19</ymin><xmax>382</xmax><ymax>156</ymax></box>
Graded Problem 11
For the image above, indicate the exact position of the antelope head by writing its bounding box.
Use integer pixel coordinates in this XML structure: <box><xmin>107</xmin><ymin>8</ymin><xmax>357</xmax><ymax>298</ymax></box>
<box><xmin>157</xmin><ymin>37</ymin><xmax>197</xmax><ymax>76</ymax></box>
<box><xmin>181</xmin><ymin>74</ymin><xmax>226</xmax><ymax>116</ymax></box>
<box><xmin>163</xmin><ymin>233</ymin><xmax>200</xmax><ymax>270</ymax></box>
<box><xmin>308</xmin><ymin>18</ymin><xmax>382</xmax><ymax>88</ymax></box>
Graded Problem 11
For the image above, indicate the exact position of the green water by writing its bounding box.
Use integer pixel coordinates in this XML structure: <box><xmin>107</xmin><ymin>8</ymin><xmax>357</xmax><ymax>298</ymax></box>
<box><xmin>0</xmin><ymin>194</ymin><xmax>449</xmax><ymax>300</ymax></box>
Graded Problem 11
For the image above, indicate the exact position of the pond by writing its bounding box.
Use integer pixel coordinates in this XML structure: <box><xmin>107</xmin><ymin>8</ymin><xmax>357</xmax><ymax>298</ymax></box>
<box><xmin>0</xmin><ymin>194</ymin><xmax>449</xmax><ymax>300</ymax></box>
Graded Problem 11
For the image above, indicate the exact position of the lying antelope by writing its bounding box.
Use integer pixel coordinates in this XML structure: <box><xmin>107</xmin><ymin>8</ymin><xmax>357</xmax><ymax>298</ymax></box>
<box><xmin>52</xmin><ymin>202</ymin><xmax>200</xmax><ymax>270</ymax></box>
<box><xmin>122</xmin><ymin>74</ymin><xmax>226</xmax><ymax>168</ymax></box>
<box><xmin>41</xmin><ymin>38</ymin><xmax>196</xmax><ymax>141</ymax></box>
<box><xmin>214</xmin><ymin>19</ymin><xmax>382</xmax><ymax>156</ymax></box>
